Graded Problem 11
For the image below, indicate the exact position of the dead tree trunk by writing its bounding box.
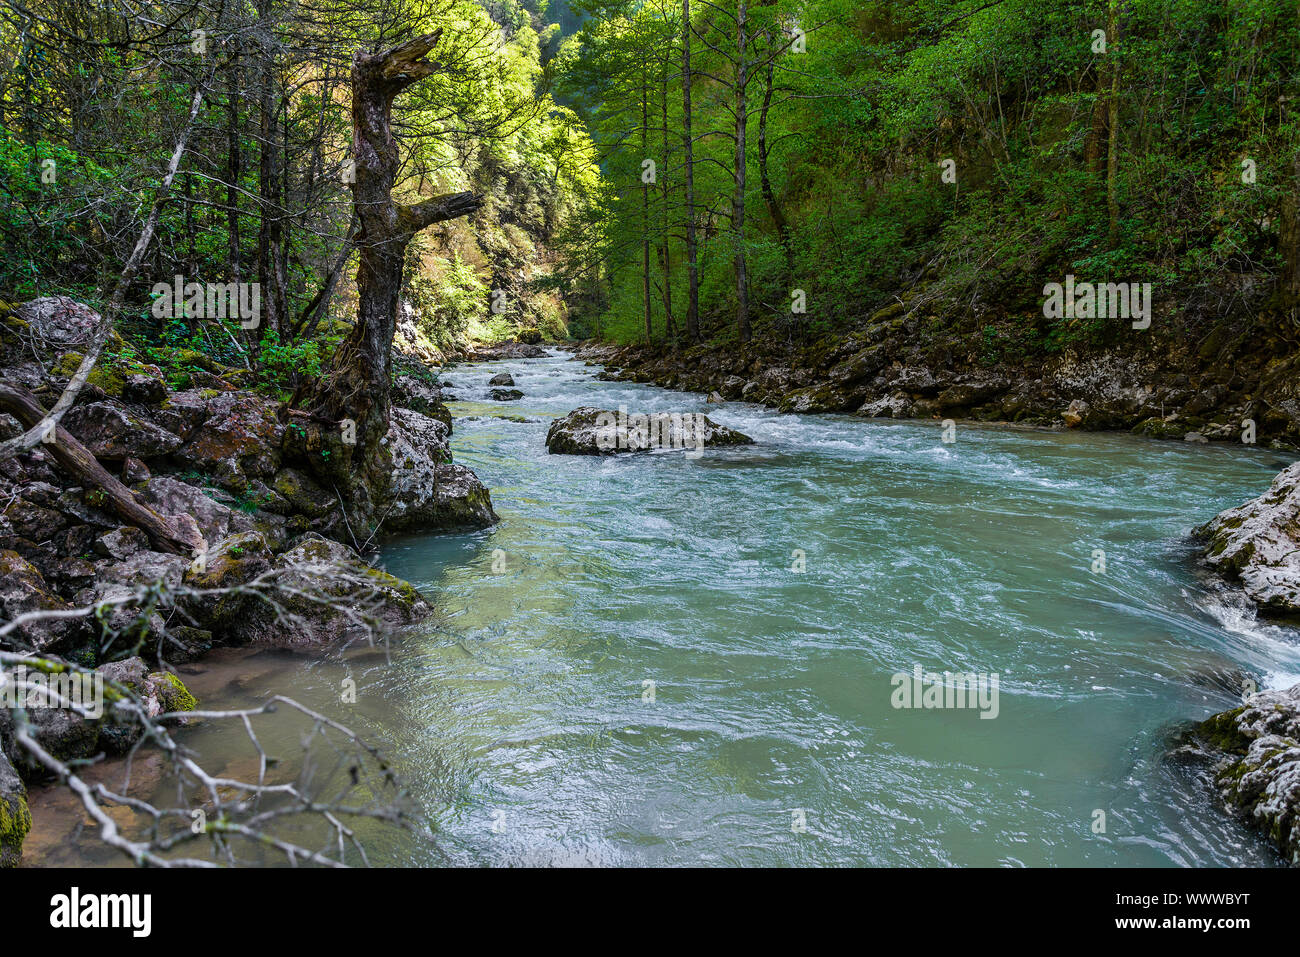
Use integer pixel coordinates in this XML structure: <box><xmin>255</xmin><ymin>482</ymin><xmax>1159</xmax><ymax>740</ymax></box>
<box><xmin>309</xmin><ymin>31</ymin><xmax>480</xmax><ymax>506</ymax></box>
<box><xmin>0</xmin><ymin>383</ymin><xmax>202</xmax><ymax>555</ymax></box>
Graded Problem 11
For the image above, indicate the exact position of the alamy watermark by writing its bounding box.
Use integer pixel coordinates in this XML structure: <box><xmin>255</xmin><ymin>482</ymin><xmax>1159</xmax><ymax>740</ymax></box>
<box><xmin>594</xmin><ymin>406</ymin><xmax>707</xmax><ymax>458</ymax></box>
<box><xmin>890</xmin><ymin>665</ymin><xmax>1000</xmax><ymax>719</ymax></box>
<box><xmin>1</xmin><ymin>665</ymin><xmax>104</xmax><ymax>719</ymax></box>
<box><xmin>1042</xmin><ymin>275</ymin><xmax>1152</xmax><ymax>330</ymax></box>
<box><xmin>150</xmin><ymin>275</ymin><xmax>261</xmax><ymax>328</ymax></box>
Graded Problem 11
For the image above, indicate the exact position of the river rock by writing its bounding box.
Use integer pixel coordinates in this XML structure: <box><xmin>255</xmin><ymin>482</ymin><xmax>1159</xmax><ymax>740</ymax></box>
<box><xmin>489</xmin><ymin>372</ymin><xmax>515</xmax><ymax>387</ymax></box>
<box><xmin>0</xmin><ymin>748</ymin><xmax>30</xmax><ymax>866</ymax></box>
<box><xmin>545</xmin><ymin>407</ymin><xmax>754</xmax><ymax>455</ymax></box>
<box><xmin>490</xmin><ymin>388</ymin><xmax>524</xmax><ymax>401</ymax></box>
<box><xmin>217</xmin><ymin>535</ymin><xmax>432</xmax><ymax>649</ymax></box>
<box><xmin>392</xmin><ymin>375</ymin><xmax>453</xmax><ymax>431</ymax></box>
<box><xmin>1061</xmin><ymin>398</ymin><xmax>1092</xmax><ymax>428</ymax></box>
<box><xmin>1195</xmin><ymin>461</ymin><xmax>1300</xmax><ymax>616</ymax></box>
<box><xmin>472</xmin><ymin>341</ymin><xmax>548</xmax><ymax>360</ymax></box>
<box><xmin>1196</xmin><ymin>683</ymin><xmax>1300</xmax><ymax>864</ymax></box>
<box><xmin>382</xmin><ymin>408</ymin><xmax>498</xmax><ymax>532</ymax></box>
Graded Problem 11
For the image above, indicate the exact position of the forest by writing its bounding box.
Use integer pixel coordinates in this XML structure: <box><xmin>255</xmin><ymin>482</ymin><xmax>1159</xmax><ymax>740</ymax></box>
<box><xmin>1</xmin><ymin>0</ymin><xmax>1300</xmax><ymax>880</ymax></box>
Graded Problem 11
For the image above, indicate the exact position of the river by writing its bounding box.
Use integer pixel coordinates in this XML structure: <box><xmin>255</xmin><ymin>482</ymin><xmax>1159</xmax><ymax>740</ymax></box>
<box><xmin>26</xmin><ymin>349</ymin><xmax>1300</xmax><ymax>866</ymax></box>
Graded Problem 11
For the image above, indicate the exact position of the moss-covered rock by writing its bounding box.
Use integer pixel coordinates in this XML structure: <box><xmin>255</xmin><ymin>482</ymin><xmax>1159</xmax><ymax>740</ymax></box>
<box><xmin>1194</xmin><ymin>461</ymin><xmax>1300</xmax><ymax>617</ymax></box>
<box><xmin>0</xmin><ymin>750</ymin><xmax>32</xmax><ymax>867</ymax></box>
<box><xmin>148</xmin><ymin>671</ymin><xmax>198</xmax><ymax>713</ymax></box>
<box><xmin>1196</xmin><ymin>685</ymin><xmax>1300</xmax><ymax>864</ymax></box>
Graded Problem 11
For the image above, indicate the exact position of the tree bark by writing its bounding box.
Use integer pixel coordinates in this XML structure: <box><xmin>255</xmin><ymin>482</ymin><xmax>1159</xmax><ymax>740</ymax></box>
<box><xmin>1106</xmin><ymin>0</ymin><xmax>1121</xmax><ymax>248</ymax></box>
<box><xmin>682</xmin><ymin>0</ymin><xmax>700</xmax><ymax>341</ymax></box>
<box><xmin>660</xmin><ymin>51</ymin><xmax>674</xmax><ymax>342</ymax></box>
<box><xmin>1281</xmin><ymin>139</ymin><xmax>1300</xmax><ymax>307</ymax></box>
<box><xmin>758</xmin><ymin>52</ymin><xmax>792</xmax><ymax>285</ymax></box>
<box><xmin>641</xmin><ymin>56</ymin><xmax>653</xmax><ymax>345</ymax></box>
<box><xmin>226</xmin><ymin>42</ymin><xmax>243</xmax><ymax>284</ymax></box>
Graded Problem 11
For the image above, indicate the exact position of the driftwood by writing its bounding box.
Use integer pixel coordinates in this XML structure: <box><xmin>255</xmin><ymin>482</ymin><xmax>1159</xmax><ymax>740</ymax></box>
<box><xmin>0</xmin><ymin>381</ymin><xmax>203</xmax><ymax>556</ymax></box>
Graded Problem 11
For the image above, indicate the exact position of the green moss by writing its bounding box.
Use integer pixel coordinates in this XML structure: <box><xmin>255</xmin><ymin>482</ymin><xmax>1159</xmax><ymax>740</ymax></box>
<box><xmin>151</xmin><ymin>671</ymin><xmax>198</xmax><ymax>713</ymax></box>
<box><xmin>53</xmin><ymin>351</ymin><xmax>128</xmax><ymax>396</ymax></box>
<box><xmin>1197</xmin><ymin>706</ymin><xmax>1250</xmax><ymax>754</ymax></box>
<box><xmin>0</xmin><ymin>791</ymin><xmax>32</xmax><ymax>867</ymax></box>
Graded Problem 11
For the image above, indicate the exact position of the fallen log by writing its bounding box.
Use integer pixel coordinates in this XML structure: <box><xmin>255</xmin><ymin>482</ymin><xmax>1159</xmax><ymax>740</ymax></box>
<box><xmin>0</xmin><ymin>381</ymin><xmax>203</xmax><ymax>556</ymax></box>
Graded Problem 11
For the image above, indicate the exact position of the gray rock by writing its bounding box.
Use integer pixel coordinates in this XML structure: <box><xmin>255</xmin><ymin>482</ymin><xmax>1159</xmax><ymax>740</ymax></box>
<box><xmin>490</xmin><ymin>388</ymin><xmax>524</xmax><ymax>401</ymax></box>
<box><xmin>206</xmin><ymin>534</ymin><xmax>432</xmax><ymax>649</ymax></box>
<box><xmin>546</xmin><ymin>407</ymin><xmax>754</xmax><ymax>456</ymax></box>
<box><xmin>1061</xmin><ymin>398</ymin><xmax>1092</xmax><ymax>428</ymax></box>
<box><xmin>139</xmin><ymin>476</ymin><xmax>253</xmax><ymax>545</ymax></box>
<box><xmin>1197</xmin><ymin>683</ymin><xmax>1300</xmax><ymax>864</ymax></box>
<box><xmin>61</xmin><ymin>401</ymin><xmax>182</xmax><ymax>460</ymax></box>
<box><xmin>0</xmin><ymin>549</ymin><xmax>84</xmax><ymax>652</ymax></box>
<box><xmin>121</xmin><ymin>455</ymin><xmax>151</xmax><ymax>485</ymax></box>
<box><xmin>489</xmin><ymin>372</ymin><xmax>515</xmax><ymax>387</ymax></box>
<box><xmin>1196</xmin><ymin>461</ymin><xmax>1300</xmax><ymax>616</ymax></box>
<box><xmin>381</xmin><ymin>409</ymin><xmax>498</xmax><ymax>532</ymax></box>
<box><xmin>94</xmin><ymin>526</ymin><xmax>150</xmax><ymax>561</ymax></box>
<box><xmin>13</xmin><ymin>296</ymin><xmax>101</xmax><ymax>348</ymax></box>
<box><xmin>392</xmin><ymin>375</ymin><xmax>452</xmax><ymax>431</ymax></box>
<box><xmin>122</xmin><ymin>374</ymin><xmax>167</xmax><ymax>405</ymax></box>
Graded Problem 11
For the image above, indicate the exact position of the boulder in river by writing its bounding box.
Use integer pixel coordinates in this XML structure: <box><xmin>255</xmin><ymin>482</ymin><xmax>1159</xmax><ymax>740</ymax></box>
<box><xmin>1195</xmin><ymin>460</ymin><xmax>1300</xmax><ymax>616</ymax></box>
<box><xmin>383</xmin><ymin>408</ymin><xmax>498</xmax><ymax>532</ymax></box>
<box><xmin>490</xmin><ymin>388</ymin><xmax>524</xmax><ymax>401</ymax></box>
<box><xmin>489</xmin><ymin>372</ymin><xmax>515</xmax><ymax>387</ymax></box>
<box><xmin>1195</xmin><ymin>683</ymin><xmax>1300</xmax><ymax>864</ymax></box>
<box><xmin>545</xmin><ymin>406</ymin><xmax>754</xmax><ymax>456</ymax></box>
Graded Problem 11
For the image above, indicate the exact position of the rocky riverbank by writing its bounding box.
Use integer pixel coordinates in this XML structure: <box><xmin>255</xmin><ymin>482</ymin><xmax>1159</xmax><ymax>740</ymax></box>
<box><xmin>1190</xmin><ymin>461</ymin><xmax>1300</xmax><ymax>863</ymax></box>
<box><xmin>0</xmin><ymin>296</ymin><xmax>501</xmax><ymax>866</ymax></box>
<box><xmin>569</xmin><ymin>301</ymin><xmax>1300</xmax><ymax>448</ymax></box>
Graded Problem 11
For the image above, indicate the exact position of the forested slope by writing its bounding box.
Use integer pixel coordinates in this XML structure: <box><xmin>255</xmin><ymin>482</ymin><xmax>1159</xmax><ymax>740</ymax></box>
<box><xmin>556</xmin><ymin>0</ymin><xmax>1300</xmax><ymax>445</ymax></box>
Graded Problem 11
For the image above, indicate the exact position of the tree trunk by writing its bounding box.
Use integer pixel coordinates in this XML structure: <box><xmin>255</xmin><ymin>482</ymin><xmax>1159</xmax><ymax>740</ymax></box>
<box><xmin>309</xmin><ymin>32</ymin><xmax>479</xmax><ymax>509</ymax></box>
<box><xmin>641</xmin><ymin>58</ymin><xmax>653</xmax><ymax>345</ymax></box>
<box><xmin>682</xmin><ymin>0</ymin><xmax>700</xmax><ymax>341</ymax></box>
<box><xmin>660</xmin><ymin>53</ymin><xmax>674</xmax><ymax>342</ymax></box>
<box><xmin>1106</xmin><ymin>0</ymin><xmax>1121</xmax><ymax>248</ymax></box>
<box><xmin>758</xmin><ymin>53</ymin><xmax>792</xmax><ymax>285</ymax></box>
<box><xmin>226</xmin><ymin>43</ymin><xmax>243</xmax><ymax>284</ymax></box>
<box><xmin>1282</xmin><ymin>145</ymin><xmax>1300</xmax><ymax>307</ymax></box>
<box><xmin>734</xmin><ymin>0</ymin><xmax>751</xmax><ymax>343</ymax></box>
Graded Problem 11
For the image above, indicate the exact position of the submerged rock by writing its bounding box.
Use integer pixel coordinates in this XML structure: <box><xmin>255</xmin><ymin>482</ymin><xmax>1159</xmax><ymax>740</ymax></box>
<box><xmin>545</xmin><ymin>406</ymin><xmax>754</xmax><ymax>456</ymax></box>
<box><xmin>1195</xmin><ymin>461</ymin><xmax>1300</xmax><ymax>617</ymax></box>
<box><xmin>490</xmin><ymin>388</ymin><xmax>524</xmax><ymax>401</ymax></box>
<box><xmin>1196</xmin><ymin>684</ymin><xmax>1300</xmax><ymax>864</ymax></box>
